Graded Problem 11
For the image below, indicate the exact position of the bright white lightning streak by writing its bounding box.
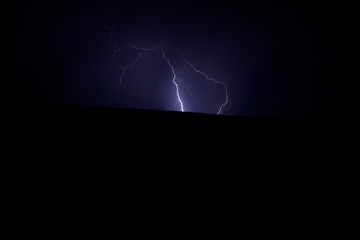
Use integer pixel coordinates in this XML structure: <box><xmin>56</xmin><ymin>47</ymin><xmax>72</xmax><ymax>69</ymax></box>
<box><xmin>160</xmin><ymin>45</ymin><xmax>184</xmax><ymax>112</ymax></box>
<box><xmin>170</xmin><ymin>46</ymin><xmax>229</xmax><ymax>115</ymax></box>
<box><xmin>105</xmin><ymin>19</ymin><xmax>228</xmax><ymax>114</ymax></box>
<box><xmin>111</xmin><ymin>41</ymin><xmax>185</xmax><ymax>112</ymax></box>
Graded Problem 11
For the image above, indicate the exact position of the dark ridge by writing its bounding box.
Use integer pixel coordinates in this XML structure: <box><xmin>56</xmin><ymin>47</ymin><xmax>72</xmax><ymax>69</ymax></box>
<box><xmin>2</xmin><ymin>101</ymin><xmax>358</xmax><ymax>135</ymax></box>
<box><xmin>2</xmin><ymin>100</ymin><xmax>357</xmax><ymax>197</ymax></box>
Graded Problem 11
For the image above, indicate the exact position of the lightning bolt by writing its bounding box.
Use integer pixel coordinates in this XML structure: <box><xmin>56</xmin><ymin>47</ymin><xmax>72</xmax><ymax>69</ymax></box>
<box><xmin>169</xmin><ymin>46</ymin><xmax>229</xmax><ymax>115</ymax></box>
<box><xmin>105</xmin><ymin>19</ymin><xmax>229</xmax><ymax>115</ymax></box>
<box><xmin>111</xmin><ymin>41</ymin><xmax>184</xmax><ymax>111</ymax></box>
<box><xmin>159</xmin><ymin>45</ymin><xmax>184</xmax><ymax>112</ymax></box>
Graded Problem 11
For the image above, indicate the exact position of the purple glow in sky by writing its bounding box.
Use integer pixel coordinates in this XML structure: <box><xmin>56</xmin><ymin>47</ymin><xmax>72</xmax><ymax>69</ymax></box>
<box><xmin>10</xmin><ymin>1</ymin><xmax>355</xmax><ymax>118</ymax></box>
<box><xmin>105</xmin><ymin>19</ymin><xmax>229</xmax><ymax>115</ymax></box>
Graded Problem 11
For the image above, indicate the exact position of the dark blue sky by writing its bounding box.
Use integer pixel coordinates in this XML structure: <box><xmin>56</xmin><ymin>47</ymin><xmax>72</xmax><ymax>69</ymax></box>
<box><xmin>7</xmin><ymin>0</ymin><xmax>359</xmax><ymax>117</ymax></box>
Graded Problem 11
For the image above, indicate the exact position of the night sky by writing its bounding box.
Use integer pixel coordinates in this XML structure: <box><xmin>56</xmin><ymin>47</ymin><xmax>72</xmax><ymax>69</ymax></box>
<box><xmin>7</xmin><ymin>0</ymin><xmax>359</xmax><ymax>117</ymax></box>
